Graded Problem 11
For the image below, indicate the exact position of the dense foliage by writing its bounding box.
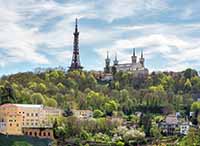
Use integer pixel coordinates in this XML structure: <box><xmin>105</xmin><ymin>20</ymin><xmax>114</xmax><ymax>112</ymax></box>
<box><xmin>1</xmin><ymin>68</ymin><xmax>200</xmax><ymax>145</ymax></box>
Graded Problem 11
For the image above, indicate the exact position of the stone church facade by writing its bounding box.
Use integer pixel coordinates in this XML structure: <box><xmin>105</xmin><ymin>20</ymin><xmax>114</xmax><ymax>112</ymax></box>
<box><xmin>104</xmin><ymin>48</ymin><xmax>148</xmax><ymax>76</ymax></box>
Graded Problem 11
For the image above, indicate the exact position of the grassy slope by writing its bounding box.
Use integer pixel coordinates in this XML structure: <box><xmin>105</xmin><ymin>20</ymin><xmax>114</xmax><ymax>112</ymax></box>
<box><xmin>0</xmin><ymin>134</ymin><xmax>51</xmax><ymax>146</ymax></box>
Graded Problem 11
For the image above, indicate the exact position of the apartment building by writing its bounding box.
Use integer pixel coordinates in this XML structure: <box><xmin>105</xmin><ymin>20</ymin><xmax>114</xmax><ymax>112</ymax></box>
<box><xmin>0</xmin><ymin>104</ymin><xmax>22</xmax><ymax>135</ymax></box>
<box><xmin>0</xmin><ymin>103</ymin><xmax>62</xmax><ymax>139</ymax></box>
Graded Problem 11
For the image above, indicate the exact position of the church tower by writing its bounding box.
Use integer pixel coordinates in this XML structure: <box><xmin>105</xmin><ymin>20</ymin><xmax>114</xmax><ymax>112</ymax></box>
<box><xmin>104</xmin><ymin>51</ymin><xmax>111</xmax><ymax>73</ymax></box>
<box><xmin>139</xmin><ymin>50</ymin><xmax>145</xmax><ymax>67</ymax></box>
<box><xmin>132</xmin><ymin>48</ymin><xmax>137</xmax><ymax>64</ymax></box>
<box><xmin>113</xmin><ymin>53</ymin><xmax>119</xmax><ymax>65</ymax></box>
<box><xmin>69</xmin><ymin>18</ymin><xmax>83</xmax><ymax>71</ymax></box>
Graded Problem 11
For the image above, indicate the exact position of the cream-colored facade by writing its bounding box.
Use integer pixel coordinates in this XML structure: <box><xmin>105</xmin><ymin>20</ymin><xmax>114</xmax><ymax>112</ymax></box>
<box><xmin>0</xmin><ymin>104</ymin><xmax>22</xmax><ymax>135</ymax></box>
<box><xmin>0</xmin><ymin>104</ymin><xmax>62</xmax><ymax>137</ymax></box>
<box><xmin>72</xmin><ymin>110</ymin><xmax>93</xmax><ymax>119</ymax></box>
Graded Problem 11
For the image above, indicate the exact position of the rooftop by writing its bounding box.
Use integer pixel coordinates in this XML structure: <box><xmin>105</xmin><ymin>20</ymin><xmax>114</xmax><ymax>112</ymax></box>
<box><xmin>13</xmin><ymin>104</ymin><xmax>43</xmax><ymax>108</ymax></box>
<box><xmin>165</xmin><ymin>114</ymin><xmax>178</xmax><ymax>124</ymax></box>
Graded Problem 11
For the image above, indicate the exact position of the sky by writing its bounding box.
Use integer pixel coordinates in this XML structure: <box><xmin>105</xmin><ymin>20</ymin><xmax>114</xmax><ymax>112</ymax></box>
<box><xmin>0</xmin><ymin>0</ymin><xmax>200</xmax><ymax>76</ymax></box>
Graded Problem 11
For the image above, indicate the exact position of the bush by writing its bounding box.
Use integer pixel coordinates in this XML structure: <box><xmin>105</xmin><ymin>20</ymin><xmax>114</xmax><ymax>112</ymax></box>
<box><xmin>93</xmin><ymin>109</ymin><xmax>104</xmax><ymax>118</ymax></box>
<box><xmin>116</xmin><ymin>141</ymin><xmax>125</xmax><ymax>146</ymax></box>
<box><xmin>12</xmin><ymin>141</ymin><xmax>32</xmax><ymax>146</ymax></box>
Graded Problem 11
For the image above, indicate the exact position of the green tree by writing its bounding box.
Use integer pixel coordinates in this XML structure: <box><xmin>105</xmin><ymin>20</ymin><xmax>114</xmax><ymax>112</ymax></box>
<box><xmin>123</xmin><ymin>129</ymin><xmax>145</xmax><ymax>145</ymax></box>
<box><xmin>93</xmin><ymin>109</ymin><xmax>104</xmax><ymax>118</ymax></box>
<box><xmin>183</xmin><ymin>68</ymin><xmax>198</xmax><ymax>79</ymax></box>
<box><xmin>104</xmin><ymin>100</ymin><xmax>118</xmax><ymax>116</ymax></box>
<box><xmin>179</xmin><ymin>128</ymin><xmax>200</xmax><ymax>146</ymax></box>
<box><xmin>184</xmin><ymin>79</ymin><xmax>192</xmax><ymax>92</ymax></box>
<box><xmin>30</xmin><ymin>93</ymin><xmax>45</xmax><ymax>104</ymax></box>
<box><xmin>46</xmin><ymin>98</ymin><xmax>58</xmax><ymax>107</ymax></box>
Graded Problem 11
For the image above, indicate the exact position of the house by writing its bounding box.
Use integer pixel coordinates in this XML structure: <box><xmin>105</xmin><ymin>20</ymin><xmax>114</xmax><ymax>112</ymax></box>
<box><xmin>101</xmin><ymin>73</ymin><xmax>113</xmax><ymax>81</ymax></box>
<box><xmin>159</xmin><ymin>114</ymin><xmax>179</xmax><ymax>135</ymax></box>
<box><xmin>72</xmin><ymin>110</ymin><xmax>93</xmax><ymax>119</ymax></box>
<box><xmin>180</xmin><ymin>122</ymin><xmax>190</xmax><ymax>135</ymax></box>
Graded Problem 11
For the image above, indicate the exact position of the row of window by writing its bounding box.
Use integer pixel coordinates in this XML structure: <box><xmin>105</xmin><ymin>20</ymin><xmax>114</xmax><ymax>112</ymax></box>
<box><xmin>9</xmin><ymin>123</ymin><xmax>19</xmax><ymax>127</ymax></box>
<box><xmin>23</xmin><ymin>122</ymin><xmax>39</xmax><ymax>126</ymax></box>
<box><xmin>26</xmin><ymin>113</ymin><xmax>38</xmax><ymax>117</ymax></box>
<box><xmin>23</xmin><ymin>131</ymin><xmax>51</xmax><ymax>137</ymax></box>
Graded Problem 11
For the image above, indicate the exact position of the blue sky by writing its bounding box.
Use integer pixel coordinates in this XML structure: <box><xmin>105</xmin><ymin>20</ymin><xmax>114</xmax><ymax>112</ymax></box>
<box><xmin>0</xmin><ymin>0</ymin><xmax>200</xmax><ymax>76</ymax></box>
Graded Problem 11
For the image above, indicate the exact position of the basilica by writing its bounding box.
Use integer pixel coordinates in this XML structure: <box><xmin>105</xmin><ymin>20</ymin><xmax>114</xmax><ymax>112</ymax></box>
<box><xmin>104</xmin><ymin>49</ymin><xmax>148</xmax><ymax>76</ymax></box>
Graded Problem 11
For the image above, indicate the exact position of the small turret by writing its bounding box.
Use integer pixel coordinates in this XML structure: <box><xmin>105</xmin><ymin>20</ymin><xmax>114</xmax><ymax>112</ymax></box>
<box><xmin>104</xmin><ymin>51</ymin><xmax>111</xmax><ymax>73</ymax></box>
<box><xmin>132</xmin><ymin>48</ymin><xmax>137</xmax><ymax>64</ymax></box>
<box><xmin>113</xmin><ymin>52</ymin><xmax>119</xmax><ymax>65</ymax></box>
<box><xmin>139</xmin><ymin>50</ymin><xmax>145</xmax><ymax>67</ymax></box>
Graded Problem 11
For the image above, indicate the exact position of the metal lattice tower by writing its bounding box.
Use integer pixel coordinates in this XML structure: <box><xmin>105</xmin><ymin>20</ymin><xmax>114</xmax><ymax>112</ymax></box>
<box><xmin>69</xmin><ymin>18</ymin><xmax>83</xmax><ymax>71</ymax></box>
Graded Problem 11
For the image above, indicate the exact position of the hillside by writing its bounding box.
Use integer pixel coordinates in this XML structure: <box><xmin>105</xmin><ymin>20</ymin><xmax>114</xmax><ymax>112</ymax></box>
<box><xmin>1</xmin><ymin>68</ymin><xmax>200</xmax><ymax>145</ymax></box>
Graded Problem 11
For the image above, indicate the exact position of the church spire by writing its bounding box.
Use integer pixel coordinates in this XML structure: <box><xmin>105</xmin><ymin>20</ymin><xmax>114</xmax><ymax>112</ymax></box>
<box><xmin>107</xmin><ymin>51</ymin><xmax>109</xmax><ymax>59</ymax></box>
<box><xmin>69</xmin><ymin>18</ymin><xmax>83</xmax><ymax>71</ymax></box>
<box><xmin>141</xmin><ymin>49</ymin><xmax>144</xmax><ymax>58</ymax></box>
<box><xmin>139</xmin><ymin>49</ymin><xmax>145</xmax><ymax>67</ymax></box>
<box><xmin>133</xmin><ymin>48</ymin><xmax>136</xmax><ymax>57</ymax></box>
<box><xmin>104</xmin><ymin>50</ymin><xmax>111</xmax><ymax>73</ymax></box>
<box><xmin>114</xmin><ymin>52</ymin><xmax>119</xmax><ymax>65</ymax></box>
<box><xmin>132</xmin><ymin>48</ymin><xmax>137</xmax><ymax>64</ymax></box>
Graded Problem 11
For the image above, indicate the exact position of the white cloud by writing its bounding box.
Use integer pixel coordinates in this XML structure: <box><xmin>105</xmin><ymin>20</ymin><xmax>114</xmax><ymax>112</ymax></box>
<box><xmin>0</xmin><ymin>0</ymin><xmax>95</xmax><ymax>67</ymax></box>
<box><xmin>0</xmin><ymin>0</ymin><xmax>199</xmax><ymax>73</ymax></box>
<box><xmin>93</xmin><ymin>0</ymin><xmax>168</xmax><ymax>22</ymax></box>
<box><xmin>96</xmin><ymin>23</ymin><xmax>200</xmax><ymax>71</ymax></box>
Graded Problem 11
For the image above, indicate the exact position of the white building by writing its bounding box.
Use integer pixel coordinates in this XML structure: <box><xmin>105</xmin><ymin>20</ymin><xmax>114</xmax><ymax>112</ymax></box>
<box><xmin>180</xmin><ymin>122</ymin><xmax>190</xmax><ymax>135</ymax></box>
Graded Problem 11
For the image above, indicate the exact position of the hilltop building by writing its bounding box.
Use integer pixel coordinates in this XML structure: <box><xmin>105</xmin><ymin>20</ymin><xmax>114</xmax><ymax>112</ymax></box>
<box><xmin>104</xmin><ymin>49</ymin><xmax>149</xmax><ymax>76</ymax></box>
<box><xmin>69</xmin><ymin>18</ymin><xmax>83</xmax><ymax>71</ymax></box>
<box><xmin>0</xmin><ymin>104</ymin><xmax>62</xmax><ymax>139</ymax></box>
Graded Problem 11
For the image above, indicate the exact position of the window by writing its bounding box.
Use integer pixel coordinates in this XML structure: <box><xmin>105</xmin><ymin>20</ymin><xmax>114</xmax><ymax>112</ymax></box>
<box><xmin>27</xmin><ymin>113</ymin><xmax>29</xmax><ymax>116</ymax></box>
<box><xmin>10</xmin><ymin>123</ymin><xmax>12</xmax><ymax>127</ymax></box>
<box><xmin>43</xmin><ymin>132</ymin><xmax>46</xmax><ymax>136</ymax></box>
<box><xmin>35</xmin><ymin>113</ymin><xmax>38</xmax><ymax>117</ymax></box>
<box><xmin>35</xmin><ymin>132</ymin><xmax>37</xmax><ymax>136</ymax></box>
<box><xmin>29</xmin><ymin>132</ymin><xmax>32</xmax><ymax>136</ymax></box>
<box><xmin>48</xmin><ymin>132</ymin><xmax>51</xmax><ymax>136</ymax></box>
<box><xmin>16</xmin><ymin>124</ymin><xmax>19</xmax><ymax>127</ymax></box>
<box><xmin>31</xmin><ymin>113</ymin><xmax>34</xmax><ymax>116</ymax></box>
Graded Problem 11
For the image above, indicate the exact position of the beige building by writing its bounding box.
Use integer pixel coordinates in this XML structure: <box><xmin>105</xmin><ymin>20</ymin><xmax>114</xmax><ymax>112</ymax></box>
<box><xmin>0</xmin><ymin>104</ymin><xmax>62</xmax><ymax>139</ymax></box>
<box><xmin>0</xmin><ymin>104</ymin><xmax>22</xmax><ymax>135</ymax></box>
<box><xmin>72</xmin><ymin>110</ymin><xmax>93</xmax><ymax>119</ymax></box>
